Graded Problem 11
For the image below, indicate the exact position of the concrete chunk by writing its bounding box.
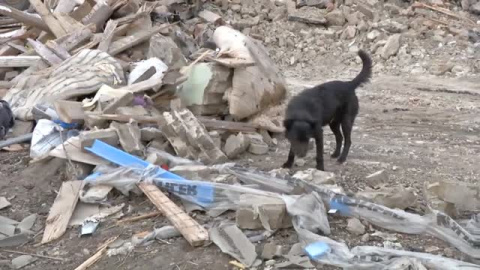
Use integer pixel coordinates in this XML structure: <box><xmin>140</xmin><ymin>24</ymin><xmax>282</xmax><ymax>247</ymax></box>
<box><xmin>79</xmin><ymin>128</ymin><xmax>119</xmax><ymax>149</ymax></box>
<box><xmin>356</xmin><ymin>185</ymin><xmax>417</xmax><ymax>210</ymax></box>
<box><xmin>365</xmin><ymin>170</ymin><xmax>387</xmax><ymax>188</ymax></box>
<box><xmin>293</xmin><ymin>168</ymin><xmax>336</xmax><ymax>185</ymax></box>
<box><xmin>110</xmin><ymin>121</ymin><xmax>144</xmax><ymax>156</ymax></box>
<box><xmin>236</xmin><ymin>195</ymin><xmax>292</xmax><ymax>230</ymax></box>
<box><xmin>223</xmin><ymin>133</ymin><xmax>250</xmax><ymax>159</ymax></box>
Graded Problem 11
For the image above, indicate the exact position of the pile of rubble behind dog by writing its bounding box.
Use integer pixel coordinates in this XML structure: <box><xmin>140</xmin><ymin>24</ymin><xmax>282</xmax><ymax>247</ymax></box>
<box><xmin>0</xmin><ymin>1</ymin><xmax>479</xmax><ymax>270</ymax></box>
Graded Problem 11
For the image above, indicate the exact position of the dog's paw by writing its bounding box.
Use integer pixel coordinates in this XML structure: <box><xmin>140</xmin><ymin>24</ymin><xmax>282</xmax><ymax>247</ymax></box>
<box><xmin>330</xmin><ymin>152</ymin><xmax>340</xmax><ymax>159</ymax></box>
<box><xmin>337</xmin><ymin>157</ymin><xmax>347</xmax><ymax>164</ymax></box>
<box><xmin>315</xmin><ymin>164</ymin><xmax>325</xmax><ymax>171</ymax></box>
<box><xmin>282</xmin><ymin>162</ymin><xmax>293</xmax><ymax>169</ymax></box>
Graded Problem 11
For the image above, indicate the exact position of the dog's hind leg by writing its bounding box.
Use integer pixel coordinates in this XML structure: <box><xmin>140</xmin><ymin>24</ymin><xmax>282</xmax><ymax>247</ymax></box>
<box><xmin>314</xmin><ymin>125</ymin><xmax>325</xmax><ymax>171</ymax></box>
<box><xmin>337</xmin><ymin>117</ymin><xmax>354</xmax><ymax>164</ymax></box>
<box><xmin>329</xmin><ymin>119</ymin><xmax>343</xmax><ymax>158</ymax></box>
<box><xmin>282</xmin><ymin>147</ymin><xmax>295</xmax><ymax>168</ymax></box>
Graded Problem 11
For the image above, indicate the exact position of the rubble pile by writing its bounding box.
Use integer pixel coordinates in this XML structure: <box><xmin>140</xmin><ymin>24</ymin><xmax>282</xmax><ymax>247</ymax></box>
<box><xmin>216</xmin><ymin>0</ymin><xmax>480</xmax><ymax>77</ymax></box>
<box><xmin>0</xmin><ymin>1</ymin><xmax>479</xmax><ymax>270</ymax></box>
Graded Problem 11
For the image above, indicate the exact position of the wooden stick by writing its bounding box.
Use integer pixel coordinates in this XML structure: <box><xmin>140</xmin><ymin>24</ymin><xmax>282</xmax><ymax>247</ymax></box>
<box><xmin>0</xmin><ymin>249</ymin><xmax>64</xmax><ymax>261</ymax></box>
<box><xmin>412</xmin><ymin>2</ymin><xmax>477</xmax><ymax>25</ymax></box>
<box><xmin>74</xmin><ymin>236</ymin><xmax>118</xmax><ymax>270</ymax></box>
<box><xmin>108</xmin><ymin>23</ymin><xmax>177</xmax><ymax>55</ymax></box>
<box><xmin>97</xmin><ymin>19</ymin><xmax>118</xmax><ymax>52</ymax></box>
<box><xmin>0</xmin><ymin>56</ymin><xmax>41</xmax><ymax>67</ymax></box>
<box><xmin>27</xmin><ymin>38</ymin><xmax>63</xmax><ymax>65</ymax></box>
<box><xmin>41</xmin><ymin>181</ymin><xmax>84</xmax><ymax>244</ymax></box>
<box><xmin>0</xmin><ymin>4</ymin><xmax>51</xmax><ymax>33</ymax></box>
<box><xmin>29</xmin><ymin>0</ymin><xmax>68</xmax><ymax>38</ymax></box>
<box><xmin>116</xmin><ymin>211</ymin><xmax>161</xmax><ymax>224</ymax></box>
<box><xmin>138</xmin><ymin>183</ymin><xmax>209</xmax><ymax>247</ymax></box>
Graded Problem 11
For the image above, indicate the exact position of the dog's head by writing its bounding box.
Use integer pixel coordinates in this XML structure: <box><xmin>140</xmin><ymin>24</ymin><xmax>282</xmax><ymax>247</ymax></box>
<box><xmin>284</xmin><ymin>119</ymin><xmax>315</xmax><ymax>158</ymax></box>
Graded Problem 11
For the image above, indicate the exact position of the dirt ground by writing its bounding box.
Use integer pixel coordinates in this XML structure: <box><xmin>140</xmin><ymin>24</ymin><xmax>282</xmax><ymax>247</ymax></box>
<box><xmin>1</xmin><ymin>68</ymin><xmax>480</xmax><ymax>269</ymax></box>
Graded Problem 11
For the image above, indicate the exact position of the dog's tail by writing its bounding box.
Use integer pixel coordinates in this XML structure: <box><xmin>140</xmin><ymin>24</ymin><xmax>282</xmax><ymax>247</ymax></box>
<box><xmin>350</xmin><ymin>50</ymin><xmax>372</xmax><ymax>89</ymax></box>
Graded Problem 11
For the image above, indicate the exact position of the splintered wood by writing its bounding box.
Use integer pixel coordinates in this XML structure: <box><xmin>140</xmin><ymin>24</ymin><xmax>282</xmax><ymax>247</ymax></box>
<box><xmin>138</xmin><ymin>183</ymin><xmax>209</xmax><ymax>247</ymax></box>
<box><xmin>41</xmin><ymin>180</ymin><xmax>84</xmax><ymax>244</ymax></box>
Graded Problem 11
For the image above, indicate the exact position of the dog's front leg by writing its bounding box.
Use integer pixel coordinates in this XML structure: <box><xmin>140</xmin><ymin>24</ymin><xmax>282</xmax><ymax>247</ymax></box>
<box><xmin>282</xmin><ymin>147</ymin><xmax>295</xmax><ymax>168</ymax></box>
<box><xmin>314</xmin><ymin>125</ymin><xmax>325</xmax><ymax>171</ymax></box>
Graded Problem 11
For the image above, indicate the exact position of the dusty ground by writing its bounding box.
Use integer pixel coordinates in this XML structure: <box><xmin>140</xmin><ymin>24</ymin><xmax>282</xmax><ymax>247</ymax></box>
<box><xmin>1</xmin><ymin>70</ymin><xmax>480</xmax><ymax>269</ymax></box>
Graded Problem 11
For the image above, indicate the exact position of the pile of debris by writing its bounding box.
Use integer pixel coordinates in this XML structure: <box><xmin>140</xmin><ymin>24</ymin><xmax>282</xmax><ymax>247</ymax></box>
<box><xmin>221</xmin><ymin>0</ymin><xmax>480</xmax><ymax>77</ymax></box>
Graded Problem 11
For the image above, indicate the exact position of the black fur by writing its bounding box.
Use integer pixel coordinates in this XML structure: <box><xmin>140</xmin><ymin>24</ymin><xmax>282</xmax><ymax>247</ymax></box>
<box><xmin>0</xmin><ymin>100</ymin><xmax>15</xmax><ymax>140</ymax></box>
<box><xmin>282</xmin><ymin>50</ymin><xmax>372</xmax><ymax>171</ymax></box>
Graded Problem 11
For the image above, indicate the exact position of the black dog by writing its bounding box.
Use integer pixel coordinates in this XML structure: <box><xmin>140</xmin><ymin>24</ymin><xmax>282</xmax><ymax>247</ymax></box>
<box><xmin>0</xmin><ymin>100</ymin><xmax>15</xmax><ymax>140</ymax></box>
<box><xmin>282</xmin><ymin>50</ymin><xmax>372</xmax><ymax>171</ymax></box>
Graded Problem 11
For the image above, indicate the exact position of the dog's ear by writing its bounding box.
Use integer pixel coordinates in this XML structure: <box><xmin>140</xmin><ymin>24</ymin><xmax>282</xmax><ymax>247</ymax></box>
<box><xmin>283</xmin><ymin>119</ymin><xmax>293</xmax><ymax>131</ymax></box>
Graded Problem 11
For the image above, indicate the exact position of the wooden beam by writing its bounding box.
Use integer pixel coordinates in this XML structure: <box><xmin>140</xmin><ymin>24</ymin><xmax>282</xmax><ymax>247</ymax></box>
<box><xmin>108</xmin><ymin>23</ymin><xmax>174</xmax><ymax>56</ymax></box>
<box><xmin>29</xmin><ymin>0</ymin><xmax>68</xmax><ymax>38</ymax></box>
<box><xmin>0</xmin><ymin>4</ymin><xmax>51</xmax><ymax>33</ymax></box>
<box><xmin>45</xmin><ymin>40</ymin><xmax>71</xmax><ymax>60</ymax></box>
<box><xmin>0</xmin><ymin>56</ymin><xmax>41</xmax><ymax>67</ymax></box>
<box><xmin>74</xmin><ymin>236</ymin><xmax>118</xmax><ymax>270</ymax></box>
<box><xmin>197</xmin><ymin>117</ymin><xmax>258</xmax><ymax>133</ymax></box>
<box><xmin>27</xmin><ymin>38</ymin><xmax>63</xmax><ymax>65</ymax></box>
<box><xmin>138</xmin><ymin>183</ymin><xmax>209</xmax><ymax>247</ymax></box>
<box><xmin>97</xmin><ymin>19</ymin><xmax>118</xmax><ymax>52</ymax></box>
<box><xmin>41</xmin><ymin>181</ymin><xmax>84</xmax><ymax>244</ymax></box>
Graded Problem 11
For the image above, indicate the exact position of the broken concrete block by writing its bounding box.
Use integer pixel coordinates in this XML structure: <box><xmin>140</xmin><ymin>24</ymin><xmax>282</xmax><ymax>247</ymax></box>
<box><xmin>11</xmin><ymin>255</ymin><xmax>36</xmax><ymax>269</ymax></box>
<box><xmin>0</xmin><ymin>197</ymin><xmax>11</xmax><ymax>210</ymax></box>
<box><xmin>236</xmin><ymin>194</ymin><xmax>292</xmax><ymax>230</ymax></box>
<box><xmin>245</xmin><ymin>133</ymin><xmax>269</xmax><ymax>155</ymax></box>
<box><xmin>140</xmin><ymin>127</ymin><xmax>165</xmax><ymax>143</ymax></box>
<box><xmin>79</xmin><ymin>128</ymin><xmax>119</xmax><ymax>149</ymax></box>
<box><xmin>209</xmin><ymin>131</ymin><xmax>222</xmax><ymax>149</ymax></box>
<box><xmin>293</xmin><ymin>168</ymin><xmax>336</xmax><ymax>185</ymax></box>
<box><xmin>275</xmin><ymin>255</ymin><xmax>314</xmax><ymax>269</ymax></box>
<box><xmin>159</xmin><ymin>109</ymin><xmax>228</xmax><ymax>164</ymax></box>
<box><xmin>248</xmin><ymin>140</ymin><xmax>269</xmax><ymax>155</ymax></box>
<box><xmin>365</xmin><ymin>170</ymin><xmax>387</xmax><ymax>188</ymax></box>
<box><xmin>261</xmin><ymin>243</ymin><xmax>281</xmax><ymax>260</ymax></box>
<box><xmin>210</xmin><ymin>223</ymin><xmax>258</xmax><ymax>267</ymax></box>
<box><xmin>325</xmin><ymin>9</ymin><xmax>346</xmax><ymax>26</ymax></box>
<box><xmin>110</xmin><ymin>121</ymin><xmax>144</xmax><ymax>156</ymax></box>
<box><xmin>346</xmin><ymin>218</ymin><xmax>366</xmax><ymax>235</ymax></box>
<box><xmin>148</xmin><ymin>34</ymin><xmax>187</xmax><ymax>70</ymax></box>
<box><xmin>424</xmin><ymin>180</ymin><xmax>480</xmax><ymax>215</ymax></box>
<box><xmin>356</xmin><ymin>185</ymin><xmax>417</xmax><ymax>210</ymax></box>
<box><xmin>380</xmin><ymin>34</ymin><xmax>401</xmax><ymax>59</ymax></box>
<box><xmin>223</xmin><ymin>133</ymin><xmax>250</xmax><ymax>159</ymax></box>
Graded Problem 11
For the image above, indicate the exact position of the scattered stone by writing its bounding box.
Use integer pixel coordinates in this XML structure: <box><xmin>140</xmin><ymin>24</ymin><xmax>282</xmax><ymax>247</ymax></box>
<box><xmin>296</xmin><ymin>0</ymin><xmax>331</xmax><ymax>8</ymax></box>
<box><xmin>357</xmin><ymin>3</ymin><xmax>375</xmax><ymax>20</ymax></box>
<box><xmin>210</xmin><ymin>223</ymin><xmax>258</xmax><ymax>267</ymax></box>
<box><xmin>140</xmin><ymin>127</ymin><xmax>165</xmax><ymax>142</ymax></box>
<box><xmin>261</xmin><ymin>243</ymin><xmax>278</xmax><ymax>259</ymax></box>
<box><xmin>346</xmin><ymin>218</ymin><xmax>366</xmax><ymax>235</ymax></box>
<box><xmin>361</xmin><ymin>233</ymin><xmax>370</xmax><ymax>242</ymax></box>
<box><xmin>148</xmin><ymin>34</ymin><xmax>187</xmax><ymax>69</ymax></box>
<box><xmin>169</xmin><ymin>165</ymin><xmax>216</xmax><ymax>180</ymax></box>
<box><xmin>356</xmin><ymin>185</ymin><xmax>417</xmax><ymax>210</ymax></box>
<box><xmin>367</xmin><ymin>30</ymin><xmax>381</xmax><ymax>41</ymax></box>
<box><xmin>288</xmin><ymin>243</ymin><xmax>305</xmax><ymax>257</ymax></box>
<box><xmin>236</xmin><ymin>195</ymin><xmax>291</xmax><ymax>230</ymax></box>
<box><xmin>378</xmin><ymin>19</ymin><xmax>407</xmax><ymax>33</ymax></box>
<box><xmin>295</xmin><ymin>158</ymin><xmax>306</xmax><ymax>167</ymax></box>
<box><xmin>425</xmin><ymin>246</ymin><xmax>440</xmax><ymax>253</ymax></box>
<box><xmin>365</xmin><ymin>170</ymin><xmax>387</xmax><ymax>188</ymax></box>
<box><xmin>17</xmin><ymin>214</ymin><xmax>36</xmax><ymax>233</ymax></box>
<box><xmin>11</xmin><ymin>255</ymin><xmax>36</xmax><ymax>269</ymax></box>
<box><xmin>224</xmin><ymin>133</ymin><xmax>251</xmax><ymax>159</ymax></box>
<box><xmin>325</xmin><ymin>9</ymin><xmax>345</xmax><ymax>26</ymax></box>
<box><xmin>275</xmin><ymin>255</ymin><xmax>314</xmax><ymax>269</ymax></box>
<box><xmin>424</xmin><ymin>180</ymin><xmax>480</xmax><ymax>216</ymax></box>
<box><xmin>341</xmin><ymin>25</ymin><xmax>356</xmax><ymax>39</ymax></box>
<box><xmin>292</xmin><ymin>168</ymin><xmax>335</xmax><ymax>185</ymax></box>
<box><xmin>110</xmin><ymin>121</ymin><xmax>144</xmax><ymax>156</ymax></box>
<box><xmin>0</xmin><ymin>197</ymin><xmax>11</xmax><ymax>210</ymax></box>
<box><xmin>288</xmin><ymin>7</ymin><xmax>328</xmax><ymax>25</ymax></box>
<box><xmin>380</xmin><ymin>34</ymin><xmax>402</xmax><ymax>59</ymax></box>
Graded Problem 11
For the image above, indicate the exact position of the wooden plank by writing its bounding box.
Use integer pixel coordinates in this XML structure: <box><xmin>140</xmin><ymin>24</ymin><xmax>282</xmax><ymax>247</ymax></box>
<box><xmin>54</xmin><ymin>0</ymin><xmax>79</xmax><ymax>14</ymax></box>
<box><xmin>0</xmin><ymin>4</ymin><xmax>51</xmax><ymax>33</ymax></box>
<box><xmin>41</xmin><ymin>180</ymin><xmax>84</xmax><ymax>244</ymax></box>
<box><xmin>138</xmin><ymin>183</ymin><xmax>209</xmax><ymax>247</ymax></box>
<box><xmin>197</xmin><ymin>117</ymin><xmax>258</xmax><ymax>133</ymax></box>
<box><xmin>0</xmin><ymin>56</ymin><xmax>41</xmax><ymax>67</ymax></box>
<box><xmin>108</xmin><ymin>24</ymin><xmax>174</xmax><ymax>56</ymax></box>
<box><xmin>74</xmin><ymin>236</ymin><xmax>118</xmax><ymax>270</ymax></box>
<box><xmin>97</xmin><ymin>19</ymin><xmax>118</xmax><ymax>52</ymax></box>
<box><xmin>81</xmin><ymin>0</ymin><xmax>124</xmax><ymax>32</ymax></box>
<box><xmin>57</xmin><ymin>24</ymin><xmax>95</xmax><ymax>52</ymax></box>
<box><xmin>29</xmin><ymin>0</ymin><xmax>67</xmax><ymax>38</ymax></box>
<box><xmin>27</xmin><ymin>38</ymin><xmax>63</xmax><ymax>65</ymax></box>
<box><xmin>45</xmin><ymin>40</ymin><xmax>71</xmax><ymax>60</ymax></box>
